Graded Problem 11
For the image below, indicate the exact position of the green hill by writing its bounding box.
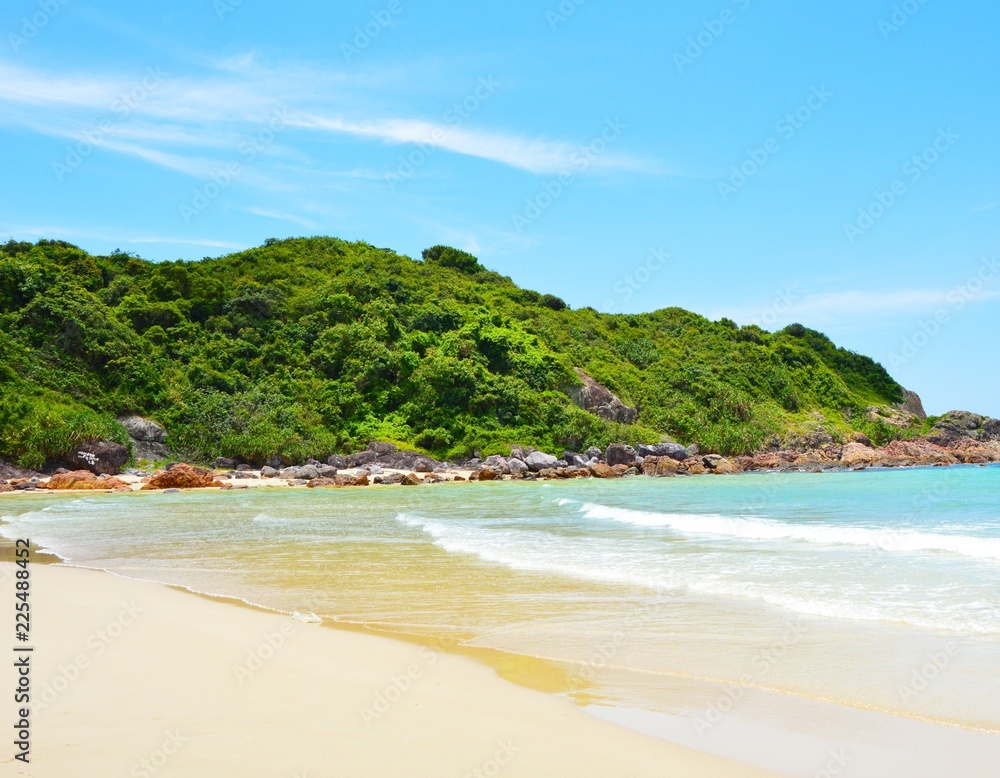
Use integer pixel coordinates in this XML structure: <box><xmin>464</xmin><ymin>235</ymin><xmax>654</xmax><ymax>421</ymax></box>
<box><xmin>0</xmin><ymin>236</ymin><xmax>917</xmax><ymax>468</ymax></box>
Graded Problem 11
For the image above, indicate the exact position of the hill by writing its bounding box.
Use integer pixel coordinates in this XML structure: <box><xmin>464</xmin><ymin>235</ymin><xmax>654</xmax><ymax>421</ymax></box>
<box><xmin>0</xmin><ymin>236</ymin><xmax>927</xmax><ymax>468</ymax></box>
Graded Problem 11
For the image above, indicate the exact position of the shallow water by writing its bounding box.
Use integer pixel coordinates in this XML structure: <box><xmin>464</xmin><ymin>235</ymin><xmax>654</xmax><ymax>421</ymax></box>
<box><xmin>3</xmin><ymin>465</ymin><xmax>999</xmax><ymax>733</ymax></box>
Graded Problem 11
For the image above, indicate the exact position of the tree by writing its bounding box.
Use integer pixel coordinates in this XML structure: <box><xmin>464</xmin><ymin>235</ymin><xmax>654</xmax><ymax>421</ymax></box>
<box><xmin>421</xmin><ymin>245</ymin><xmax>481</xmax><ymax>273</ymax></box>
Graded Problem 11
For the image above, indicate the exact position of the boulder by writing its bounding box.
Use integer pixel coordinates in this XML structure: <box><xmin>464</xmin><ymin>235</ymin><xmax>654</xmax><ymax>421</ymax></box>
<box><xmin>702</xmin><ymin>454</ymin><xmax>737</xmax><ymax>474</ymax></box>
<box><xmin>584</xmin><ymin>446</ymin><xmax>603</xmax><ymax>461</ymax></box>
<box><xmin>414</xmin><ymin>457</ymin><xmax>438</xmax><ymax>473</ymax></box>
<box><xmin>307</xmin><ymin>478</ymin><xmax>339</xmax><ymax>488</ymax></box>
<box><xmin>317</xmin><ymin>464</ymin><xmax>337</xmax><ymax>477</ymax></box>
<box><xmin>509</xmin><ymin>446</ymin><xmax>529</xmax><ymax>462</ymax></box>
<box><xmin>65</xmin><ymin>440</ymin><xmax>130</xmax><ymax>476</ymax></box>
<box><xmin>896</xmin><ymin>389</ymin><xmax>927</xmax><ymax>420</ymax></box>
<box><xmin>326</xmin><ymin>454</ymin><xmax>347</xmax><ymax>469</ymax></box>
<box><xmin>839</xmin><ymin>442</ymin><xmax>885</xmax><ymax>468</ymax></box>
<box><xmin>401</xmin><ymin>473</ymin><xmax>421</xmax><ymax>486</ymax></box>
<box><xmin>41</xmin><ymin>471</ymin><xmax>128</xmax><ymax>491</ymax></box>
<box><xmin>483</xmin><ymin>455</ymin><xmax>511</xmax><ymax>475</ymax></box>
<box><xmin>611</xmin><ymin>464</ymin><xmax>631</xmax><ymax>477</ymax></box>
<box><xmin>588</xmin><ymin>463</ymin><xmax>617</xmax><ymax>479</ymax></box>
<box><xmin>683</xmin><ymin>461</ymin><xmax>707</xmax><ymax>475</ymax></box>
<box><xmin>379</xmin><ymin>472</ymin><xmax>406</xmax><ymax>485</ymax></box>
<box><xmin>278</xmin><ymin>467</ymin><xmax>299</xmax><ymax>480</ymax></box>
<box><xmin>927</xmin><ymin>411</ymin><xmax>1000</xmax><ymax>446</ymax></box>
<box><xmin>850</xmin><ymin>432</ymin><xmax>873</xmax><ymax>447</ymax></box>
<box><xmin>141</xmin><ymin>464</ymin><xmax>223</xmax><ymax>490</ymax></box>
<box><xmin>347</xmin><ymin>450</ymin><xmax>378</xmax><ymax>467</ymax></box>
<box><xmin>296</xmin><ymin>465</ymin><xmax>320</xmax><ymax>481</ymax></box>
<box><xmin>119</xmin><ymin>416</ymin><xmax>167</xmax><ymax>443</ymax></box>
<box><xmin>524</xmin><ymin>451</ymin><xmax>559</xmax><ymax>472</ymax></box>
<box><xmin>568</xmin><ymin>368</ymin><xmax>638</xmax><ymax>424</ymax></box>
<box><xmin>233</xmin><ymin>471</ymin><xmax>259</xmax><ymax>479</ymax></box>
<box><xmin>507</xmin><ymin>458</ymin><xmax>529</xmax><ymax>477</ymax></box>
<box><xmin>214</xmin><ymin>457</ymin><xmax>238</xmax><ymax>470</ymax></box>
<box><xmin>636</xmin><ymin>442</ymin><xmax>688</xmax><ymax>461</ymax></box>
<box><xmin>260</xmin><ymin>466</ymin><xmax>279</xmax><ymax>478</ymax></box>
<box><xmin>605</xmin><ymin>443</ymin><xmax>637</xmax><ymax>466</ymax></box>
<box><xmin>367</xmin><ymin>441</ymin><xmax>397</xmax><ymax>456</ymax></box>
<box><xmin>642</xmin><ymin>456</ymin><xmax>678</xmax><ymax>477</ymax></box>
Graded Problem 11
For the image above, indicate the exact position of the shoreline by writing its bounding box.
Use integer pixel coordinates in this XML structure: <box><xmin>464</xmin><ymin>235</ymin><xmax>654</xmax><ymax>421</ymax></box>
<box><xmin>0</xmin><ymin>561</ymin><xmax>778</xmax><ymax>777</ymax></box>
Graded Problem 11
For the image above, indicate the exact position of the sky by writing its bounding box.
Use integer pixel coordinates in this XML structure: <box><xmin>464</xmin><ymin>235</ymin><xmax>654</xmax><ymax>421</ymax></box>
<box><xmin>1</xmin><ymin>0</ymin><xmax>997</xmax><ymax>417</ymax></box>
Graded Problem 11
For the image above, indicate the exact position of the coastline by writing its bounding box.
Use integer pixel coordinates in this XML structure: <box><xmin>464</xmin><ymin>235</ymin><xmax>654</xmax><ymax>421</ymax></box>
<box><xmin>0</xmin><ymin>561</ymin><xmax>776</xmax><ymax>777</ymax></box>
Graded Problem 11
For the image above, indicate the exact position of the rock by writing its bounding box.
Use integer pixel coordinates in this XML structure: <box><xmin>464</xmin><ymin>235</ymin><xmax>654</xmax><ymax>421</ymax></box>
<box><xmin>881</xmin><ymin>440</ymin><xmax>959</xmax><ymax>466</ymax></box>
<box><xmin>561</xmin><ymin>451</ymin><xmax>580</xmax><ymax>465</ymax></box>
<box><xmin>260</xmin><ymin>466</ymin><xmax>279</xmax><ymax>478</ymax></box>
<box><xmin>524</xmin><ymin>451</ymin><xmax>559</xmax><ymax>472</ymax></box>
<box><xmin>214</xmin><ymin>457</ymin><xmax>238</xmax><ymax>470</ymax></box>
<box><xmin>839</xmin><ymin>442</ymin><xmax>885</xmax><ymax>468</ymax></box>
<box><xmin>949</xmin><ymin>440</ymin><xmax>1000</xmax><ymax>464</ymax></box>
<box><xmin>296</xmin><ymin>465</ymin><xmax>320</xmax><ymax>481</ymax></box>
<box><xmin>636</xmin><ymin>442</ymin><xmax>688</xmax><ymax>461</ymax></box>
<box><xmin>414</xmin><ymin>457</ymin><xmax>438</xmax><ymax>473</ymax></box>
<box><xmin>380</xmin><ymin>472</ymin><xmax>405</xmax><ymax>485</ymax></box>
<box><xmin>287</xmin><ymin>479</ymin><xmax>308</xmax><ymax>487</ymax></box>
<box><xmin>236</xmin><ymin>464</ymin><xmax>253</xmax><ymax>471</ymax></box>
<box><xmin>13</xmin><ymin>481</ymin><xmax>37</xmax><ymax>491</ymax></box>
<box><xmin>483</xmin><ymin>455</ymin><xmax>511</xmax><ymax>475</ymax></box>
<box><xmin>306</xmin><ymin>478</ymin><xmax>339</xmax><ymax>488</ymax></box>
<box><xmin>642</xmin><ymin>456</ymin><xmax>678</xmax><ymax>477</ymax></box>
<box><xmin>896</xmin><ymin>389</ymin><xmax>927</xmax><ymax>420</ymax></box>
<box><xmin>351</xmin><ymin>473</ymin><xmax>369</xmax><ymax>486</ymax></box>
<box><xmin>928</xmin><ymin>411</ymin><xmax>1000</xmax><ymax>446</ymax></box>
<box><xmin>610</xmin><ymin>464</ymin><xmax>631</xmax><ymax>477</ymax></box>
<box><xmin>684</xmin><ymin>461</ymin><xmax>707</xmax><ymax>475</ymax></box>
<box><xmin>65</xmin><ymin>440</ymin><xmax>130</xmax><ymax>476</ymax></box>
<box><xmin>476</xmin><ymin>465</ymin><xmax>500</xmax><ymax>481</ymax></box>
<box><xmin>584</xmin><ymin>446</ymin><xmax>603</xmax><ymax>460</ymax></box>
<box><xmin>278</xmin><ymin>467</ymin><xmax>299</xmax><ymax>480</ymax></box>
<box><xmin>346</xmin><ymin>450</ymin><xmax>378</xmax><ymax>467</ymax></box>
<box><xmin>141</xmin><ymin>464</ymin><xmax>223</xmax><ymax>490</ymax></box>
<box><xmin>368</xmin><ymin>465</ymin><xmax>384</xmax><ymax>475</ymax></box>
<box><xmin>507</xmin><ymin>458</ymin><xmax>529</xmax><ymax>478</ymax></box>
<box><xmin>568</xmin><ymin>368</ymin><xmax>638</xmax><ymax>424</ymax></box>
<box><xmin>687</xmin><ymin>444</ymin><xmax>700</xmax><ymax>456</ymax></box>
<box><xmin>702</xmin><ymin>454</ymin><xmax>737</xmax><ymax>474</ymax></box>
<box><xmin>605</xmin><ymin>443</ymin><xmax>637</xmax><ymax>466</ymax></box>
<box><xmin>367</xmin><ymin>441</ymin><xmax>397</xmax><ymax>456</ymax></box>
<box><xmin>401</xmin><ymin>473</ymin><xmax>421</xmax><ymax>486</ymax></box>
<box><xmin>588</xmin><ymin>463</ymin><xmax>617</xmax><ymax>479</ymax></box>
<box><xmin>233</xmin><ymin>471</ymin><xmax>259</xmax><ymax>479</ymax></box>
<box><xmin>851</xmin><ymin>432</ymin><xmax>873</xmax><ymax>447</ymax></box>
<box><xmin>326</xmin><ymin>454</ymin><xmax>347</xmax><ymax>469</ymax></box>
<box><xmin>119</xmin><ymin>416</ymin><xmax>167</xmax><ymax>443</ymax></box>
<box><xmin>316</xmin><ymin>464</ymin><xmax>337</xmax><ymax>477</ymax></box>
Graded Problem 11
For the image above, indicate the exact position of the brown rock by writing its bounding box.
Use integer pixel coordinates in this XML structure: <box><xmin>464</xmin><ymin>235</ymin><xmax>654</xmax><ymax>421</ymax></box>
<box><xmin>611</xmin><ymin>464</ymin><xmax>631</xmax><ymax>477</ymax></box>
<box><xmin>42</xmin><ymin>471</ymin><xmax>129</xmax><ymax>491</ymax></box>
<box><xmin>702</xmin><ymin>454</ymin><xmax>737</xmax><ymax>474</ymax></box>
<box><xmin>401</xmin><ymin>473</ymin><xmax>421</xmax><ymax>486</ymax></box>
<box><xmin>839</xmin><ymin>443</ymin><xmax>885</xmax><ymax>468</ymax></box>
<box><xmin>642</xmin><ymin>456</ymin><xmax>679</xmax><ymax>477</ymax></box>
<box><xmin>588</xmin><ymin>463</ymin><xmax>617</xmax><ymax>479</ymax></box>
<box><xmin>307</xmin><ymin>478</ymin><xmax>340</xmax><ymax>488</ymax></box>
<box><xmin>684</xmin><ymin>462</ymin><xmax>707</xmax><ymax>475</ymax></box>
<box><xmin>476</xmin><ymin>465</ymin><xmax>500</xmax><ymax>481</ymax></box>
<box><xmin>881</xmin><ymin>439</ymin><xmax>958</xmax><ymax>466</ymax></box>
<box><xmin>141</xmin><ymin>464</ymin><xmax>222</xmax><ymax>490</ymax></box>
<box><xmin>851</xmin><ymin>432</ymin><xmax>873</xmax><ymax>447</ymax></box>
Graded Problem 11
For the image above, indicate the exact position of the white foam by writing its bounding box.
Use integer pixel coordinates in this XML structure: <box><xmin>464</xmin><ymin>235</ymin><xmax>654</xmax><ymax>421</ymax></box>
<box><xmin>576</xmin><ymin>503</ymin><xmax>1000</xmax><ymax>561</ymax></box>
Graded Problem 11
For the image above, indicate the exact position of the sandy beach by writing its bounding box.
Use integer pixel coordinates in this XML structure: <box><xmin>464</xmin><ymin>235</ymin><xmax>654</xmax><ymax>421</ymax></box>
<box><xmin>0</xmin><ymin>562</ymin><xmax>775</xmax><ymax>777</ymax></box>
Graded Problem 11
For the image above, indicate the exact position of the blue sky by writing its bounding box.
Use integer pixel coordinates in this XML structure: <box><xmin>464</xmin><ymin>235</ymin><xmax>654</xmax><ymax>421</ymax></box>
<box><xmin>2</xmin><ymin>0</ymin><xmax>998</xmax><ymax>417</ymax></box>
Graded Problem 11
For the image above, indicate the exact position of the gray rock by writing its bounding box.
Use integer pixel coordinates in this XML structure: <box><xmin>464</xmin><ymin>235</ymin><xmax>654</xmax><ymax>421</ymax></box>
<box><xmin>260</xmin><ymin>466</ymin><xmax>279</xmax><ymax>478</ymax></box>
<box><xmin>508</xmin><ymin>458</ymin><xmax>529</xmax><ymax>477</ymax></box>
<box><xmin>484</xmin><ymin>455</ymin><xmax>511</xmax><ymax>475</ymax></box>
<box><xmin>119</xmin><ymin>416</ymin><xmax>167</xmax><ymax>443</ymax></box>
<box><xmin>326</xmin><ymin>454</ymin><xmax>347</xmax><ymax>469</ymax></box>
<box><xmin>214</xmin><ymin>457</ymin><xmax>238</xmax><ymax>470</ymax></box>
<box><xmin>380</xmin><ymin>472</ymin><xmax>405</xmax><ymax>485</ymax></box>
<box><xmin>605</xmin><ymin>443</ymin><xmax>637</xmax><ymax>466</ymax></box>
<box><xmin>317</xmin><ymin>464</ymin><xmax>337</xmax><ymax>478</ymax></box>
<box><xmin>509</xmin><ymin>446</ymin><xmax>528</xmax><ymax>462</ymax></box>
<box><xmin>296</xmin><ymin>465</ymin><xmax>320</xmax><ymax>481</ymax></box>
<box><xmin>65</xmin><ymin>440</ymin><xmax>130</xmax><ymax>476</ymax></box>
<box><xmin>927</xmin><ymin>411</ymin><xmax>1000</xmax><ymax>445</ymax></box>
<box><xmin>567</xmin><ymin>368</ymin><xmax>638</xmax><ymax>424</ymax></box>
<box><xmin>132</xmin><ymin>440</ymin><xmax>170</xmax><ymax>462</ymax></box>
<box><xmin>347</xmin><ymin>450</ymin><xmax>378</xmax><ymax>467</ymax></box>
<box><xmin>555</xmin><ymin>459</ymin><xmax>569</xmax><ymax>468</ymax></box>
<box><xmin>265</xmin><ymin>456</ymin><xmax>283</xmax><ymax>469</ymax></box>
<box><xmin>234</xmin><ymin>471</ymin><xmax>259</xmax><ymax>479</ymax></box>
<box><xmin>637</xmin><ymin>442</ymin><xmax>689</xmax><ymax>461</ymax></box>
<box><xmin>584</xmin><ymin>446</ymin><xmax>603</xmax><ymax>460</ymax></box>
<box><xmin>278</xmin><ymin>467</ymin><xmax>299</xmax><ymax>480</ymax></box>
<box><xmin>524</xmin><ymin>451</ymin><xmax>559</xmax><ymax>472</ymax></box>
<box><xmin>288</xmin><ymin>479</ymin><xmax>308</xmax><ymax>487</ymax></box>
<box><xmin>236</xmin><ymin>464</ymin><xmax>253</xmax><ymax>471</ymax></box>
<box><xmin>368</xmin><ymin>465</ymin><xmax>384</xmax><ymax>475</ymax></box>
<box><xmin>367</xmin><ymin>441</ymin><xmax>397</xmax><ymax>456</ymax></box>
<box><xmin>414</xmin><ymin>457</ymin><xmax>438</xmax><ymax>473</ymax></box>
<box><xmin>686</xmin><ymin>444</ymin><xmax>700</xmax><ymax>456</ymax></box>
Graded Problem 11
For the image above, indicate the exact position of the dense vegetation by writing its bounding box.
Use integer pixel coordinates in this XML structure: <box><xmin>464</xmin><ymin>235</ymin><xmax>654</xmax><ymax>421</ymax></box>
<box><xmin>0</xmin><ymin>237</ymin><xmax>913</xmax><ymax>468</ymax></box>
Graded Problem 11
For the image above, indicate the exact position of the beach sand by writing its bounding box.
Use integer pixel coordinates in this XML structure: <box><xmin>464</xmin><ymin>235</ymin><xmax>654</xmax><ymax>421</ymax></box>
<box><xmin>0</xmin><ymin>562</ymin><xmax>775</xmax><ymax>777</ymax></box>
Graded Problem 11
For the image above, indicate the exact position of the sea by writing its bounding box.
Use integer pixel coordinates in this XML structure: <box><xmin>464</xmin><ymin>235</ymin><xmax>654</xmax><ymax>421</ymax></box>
<box><xmin>3</xmin><ymin>464</ymin><xmax>999</xmax><ymax>774</ymax></box>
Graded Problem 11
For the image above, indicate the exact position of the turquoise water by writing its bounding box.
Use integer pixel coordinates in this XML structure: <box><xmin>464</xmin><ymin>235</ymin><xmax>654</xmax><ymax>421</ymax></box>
<box><xmin>3</xmin><ymin>465</ymin><xmax>999</xmax><ymax>729</ymax></box>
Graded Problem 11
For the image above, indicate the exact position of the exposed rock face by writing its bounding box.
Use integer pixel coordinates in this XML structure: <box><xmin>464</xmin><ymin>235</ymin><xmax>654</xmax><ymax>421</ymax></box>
<box><xmin>41</xmin><ymin>471</ymin><xmax>128</xmax><ymax>490</ymax></box>
<box><xmin>326</xmin><ymin>455</ymin><xmax>347</xmax><ymax>469</ymax></box>
<box><xmin>568</xmin><ymin>368</ymin><xmax>638</xmax><ymax>425</ymax></box>
<box><xmin>896</xmin><ymin>389</ymin><xmax>927</xmax><ymax>420</ymax></box>
<box><xmin>119</xmin><ymin>416</ymin><xmax>167</xmax><ymax>443</ymax></box>
<box><xmin>605</xmin><ymin>443</ymin><xmax>637</xmax><ymax>466</ymax></box>
<box><xmin>636</xmin><ymin>442</ymin><xmax>688</xmax><ymax>461</ymax></box>
<box><xmin>142</xmin><ymin>464</ymin><xmax>223</xmax><ymax>490</ymax></box>
<box><xmin>346</xmin><ymin>450</ymin><xmax>378</xmax><ymax>467</ymax></box>
<box><xmin>881</xmin><ymin>440</ymin><xmax>958</xmax><ymax>466</ymax></box>
<box><xmin>524</xmin><ymin>451</ymin><xmax>559</xmax><ymax>472</ymax></box>
<box><xmin>65</xmin><ymin>440</ymin><xmax>130</xmax><ymax>476</ymax></box>
<box><xmin>927</xmin><ymin>411</ymin><xmax>1000</xmax><ymax>446</ymax></box>
<box><xmin>839</xmin><ymin>442</ymin><xmax>885</xmax><ymax>468</ymax></box>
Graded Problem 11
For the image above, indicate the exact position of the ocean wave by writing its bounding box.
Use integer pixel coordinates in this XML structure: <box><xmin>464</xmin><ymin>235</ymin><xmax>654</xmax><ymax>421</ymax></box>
<box><xmin>575</xmin><ymin>502</ymin><xmax>1000</xmax><ymax>561</ymax></box>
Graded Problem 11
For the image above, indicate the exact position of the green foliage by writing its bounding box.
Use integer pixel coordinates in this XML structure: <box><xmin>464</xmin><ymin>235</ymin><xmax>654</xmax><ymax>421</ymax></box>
<box><xmin>0</xmin><ymin>237</ymin><xmax>907</xmax><ymax>464</ymax></box>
